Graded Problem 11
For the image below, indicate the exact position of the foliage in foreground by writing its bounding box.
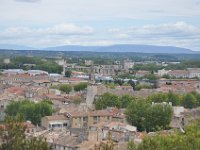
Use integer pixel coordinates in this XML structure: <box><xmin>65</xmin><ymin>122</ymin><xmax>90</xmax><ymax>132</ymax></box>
<box><xmin>128</xmin><ymin>119</ymin><xmax>200</xmax><ymax>150</ymax></box>
<box><xmin>0</xmin><ymin>115</ymin><xmax>50</xmax><ymax>150</ymax></box>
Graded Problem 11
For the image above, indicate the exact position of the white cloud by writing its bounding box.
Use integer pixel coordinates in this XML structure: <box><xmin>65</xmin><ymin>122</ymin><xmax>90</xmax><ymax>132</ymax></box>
<box><xmin>14</xmin><ymin>0</ymin><xmax>40</xmax><ymax>2</ymax></box>
<box><xmin>108</xmin><ymin>22</ymin><xmax>200</xmax><ymax>50</ymax></box>
<box><xmin>1</xmin><ymin>0</ymin><xmax>200</xmax><ymax>24</ymax></box>
<box><xmin>0</xmin><ymin>23</ymin><xmax>94</xmax><ymax>47</ymax></box>
<box><xmin>44</xmin><ymin>24</ymin><xmax>94</xmax><ymax>35</ymax></box>
<box><xmin>0</xmin><ymin>23</ymin><xmax>94</xmax><ymax>38</ymax></box>
<box><xmin>0</xmin><ymin>0</ymin><xmax>200</xmax><ymax>51</ymax></box>
<box><xmin>0</xmin><ymin>22</ymin><xmax>200</xmax><ymax>51</ymax></box>
<box><xmin>110</xmin><ymin>22</ymin><xmax>200</xmax><ymax>38</ymax></box>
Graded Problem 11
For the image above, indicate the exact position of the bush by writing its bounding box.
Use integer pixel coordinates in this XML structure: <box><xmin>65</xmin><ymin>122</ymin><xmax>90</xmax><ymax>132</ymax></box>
<box><xmin>74</xmin><ymin>83</ymin><xmax>87</xmax><ymax>92</ymax></box>
<box><xmin>59</xmin><ymin>84</ymin><xmax>72</xmax><ymax>93</ymax></box>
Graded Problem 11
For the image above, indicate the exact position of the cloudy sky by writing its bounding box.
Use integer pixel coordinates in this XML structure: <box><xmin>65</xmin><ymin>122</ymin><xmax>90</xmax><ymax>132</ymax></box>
<box><xmin>0</xmin><ymin>0</ymin><xmax>200</xmax><ymax>50</ymax></box>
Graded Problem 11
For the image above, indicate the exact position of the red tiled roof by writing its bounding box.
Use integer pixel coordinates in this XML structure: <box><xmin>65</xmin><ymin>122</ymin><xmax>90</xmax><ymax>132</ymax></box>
<box><xmin>6</xmin><ymin>87</ymin><xmax>25</xmax><ymax>95</ymax></box>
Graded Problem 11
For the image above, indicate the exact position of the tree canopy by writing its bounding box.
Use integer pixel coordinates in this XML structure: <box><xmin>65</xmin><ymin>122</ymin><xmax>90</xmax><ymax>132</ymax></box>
<box><xmin>59</xmin><ymin>84</ymin><xmax>72</xmax><ymax>94</ymax></box>
<box><xmin>65</xmin><ymin>70</ymin><xmax>72</xmax><ymax>78</ymax></box>
<box><xmin>74</xmin><ymin>83</ymin><xmax>88</xmax><ymax>92</ymax></box>
<box><xmin>95</xmin><ymin>93</ymin><xmax>136</xmax><ymax>110</ymax></box>
<box><xmin>147</xmin><ymin>92</ymin><xmax>200</xmax><ymax>108</ymax></box>
<box><xmin>125</xmin><ymin>98</ymin><xmax>173</xmax><ymax>132</ymax></box>
<box><xmin>0</xmin><ymin>56</ymin><xmax>63</xmax><ymax>73</ymax></box>
<box><xmin>95</xmin><ymin>93</ymin><xmax>121</xmax><ymax>110</ymax></box>
<box><xmin>5</xmin><ymin>100</ymin><xmax>53</xmax><ymax>125</ymax></box>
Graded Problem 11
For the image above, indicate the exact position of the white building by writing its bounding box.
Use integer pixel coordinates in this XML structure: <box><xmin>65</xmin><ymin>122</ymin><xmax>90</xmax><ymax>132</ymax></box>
<box><xmin>188</xmin><ymin>68</ymin><xmax>200</xmax><ymax>78</ymax></box>
<box><xmin>28</xmin><ymin>70</ymin><xmax>48</xmax><ymax>76</ymax></box>
<box><xmin>157</xmin><ymin>69</ymin><xmax>170</xmax><ymax>76</ymax></box>
<box><xmin>3</xmin><ymin>69</ymin><xmax>26</xmax><ymax>75</ymax></box>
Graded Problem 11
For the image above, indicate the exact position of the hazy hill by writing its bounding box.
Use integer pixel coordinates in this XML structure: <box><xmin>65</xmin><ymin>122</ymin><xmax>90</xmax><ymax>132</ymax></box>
<box><xmin>0</xmin><ymin>44</ymin><xmax>195</xmax><ymax>54</ymax></box>
<box><xmin>44</xmin><ymin>44</ymin><xmax>194</xmax><ymax>54</ymax></box>
<box><xmin>0</xmin><ymin>44</ymin><xmax>35</xmax><ymax>50</ymax></box>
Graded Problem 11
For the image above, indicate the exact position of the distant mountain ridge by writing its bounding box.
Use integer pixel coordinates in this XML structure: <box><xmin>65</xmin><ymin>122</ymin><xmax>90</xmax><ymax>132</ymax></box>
<box><xmin>0</xmin><ymin>44</ymin><xmax>35</xmax><ymax>50</ymax></box>
<box><xmin>0</xmin><ymin>44</ymin><xmax>196</xmax><ymax>54</ymax></box>
<box><xmin>44</xmin><ymin>44</ymin><xmax>194</xmax><ymax>54</ymax></box>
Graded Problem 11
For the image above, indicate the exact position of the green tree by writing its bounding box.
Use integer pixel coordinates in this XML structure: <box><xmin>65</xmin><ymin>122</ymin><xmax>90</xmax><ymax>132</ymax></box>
<box><xmin>34</xmin><ymin>61</ymin><xmax>63</xmax><ymax>73</ymax></box>
<box><xmin>128</xmin><ymin>80</ymin><xmax>136</xmax><ymax>90</ymax></box>
<box><xmin>114</xmin><ymin>79</ymin><xmax>124</xmax><ymax>86</ymax></box>
<box><xmin>126</xmin><ymin>99</ymin><xmax>173</xmax><ymax>132</ymax></box>
<box><xmin>190</xmin><ymin>91</ymin><xmax>200</xmax><ymax>105</ymax></box>
<box><xmin>65</xmin><ymin>70</ymin><xmax>72</xmax><ymax>78</ymax></box>
<box><xmin>5</xmin><ymin>100</ymin><xmax>53</xmax><ymax>125</ymax></box>
<box><xmin>135</xmin><ymin>83</ymin><xmax>152</xmax><ymax>91</ymax></box>
<box><xmin>137</xmin><ymin>119</ymin><xmax>200</xmax><ymax>150</ymax></box>
<box><xmin>125</xmin><ymin>99</ymin><xmax>150</xmax><ymax>131</ymax></box>
<box><xmin>0</xmin><ymin>115</ymin><xmax>50</xmax><ymax>150</ymax></box>
<box><xmin>95</xmin><ymin>93</ymin><xmax>121</xmax><ymax>110</ymax></box>
<box><xmin>120</xmin><ymin>95</ymin><xmax>135</xmax><ymax>108</ymax></box>
<box><xmin>162</xmin><ymin>74</ymin><xmax>171</xmax><ymax>79</ymax></box>
<box><xmin>74</xmin><ymin>83</ymin><xmax>88</xmax><ymax>92</ymax></box>
<box><xmin>147</xmin><ymin>93</ymin><xmax>168</xmax><ymax>103</ymax></box>
<box><xmin>127</xmin><ymin>141</ymin><xmax>137</xmax><ymax>150</ymax></box>
<box><xmin>182</xmin><ymin>93</ymin><xmax>198</xmax><ymax>108</ymax></box>
<box><xmin>145</xmin><ymin>104</ymin><xmax>173</xmax><ymax>132</ymax></box>
<box><xmin>167</xmin><ymin>91</ymin><xmax>180</xmax><ymax>106</ymax></box>
<box><xmin>133</xmin><ymin>63</ymin><xmax>163</xmax><ymax>72</ymax></box>
<box><xmin>59</xmin><ymin>84</ymin><xmax>72</xmax><ymax>94</ymax></box>
<box><xmin>144</xmin><ymin>74</ymin><xmax>159</xmax><ymax>80</ymax></box>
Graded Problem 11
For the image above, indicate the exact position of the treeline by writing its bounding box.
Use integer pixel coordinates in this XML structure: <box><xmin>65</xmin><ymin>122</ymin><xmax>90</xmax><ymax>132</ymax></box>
<box><xmin>95</xmin><ymin>91</ymin><xmax>200</xmax><ymax>110</ymax></box>
<box><xmin>95</xmin><ymin>93</ymin><xmax>134</xmax><ymax>109</ymax></box>
<box><xmin>95</xmin><ymin>91</ymin><xmax>200</xmax><ymax>132</ymax></box>
<box><xmin>147</xmin><ymin>91</ymin><xmax>200</xmax><ymax>109</ymax></box>
<box><xmin>5</xmin><ymin>100</ymin><xmax>54</xmax><ymax>125</ymax></box>
<box><xmin>132</xmin><ymin>60</ymin><xmax>200</xmax><ymax>72</ymax></box>
<box><xmin>0</xmin><ymin>56</ymin><xmax>63</xmax><ymax>73</ymax></box>
<box><xmin>166</xmin><ymin>60</ymin><xmax>200</xmax><ymax>70</ymax></box>
<box><xmin>51</xmin><ymin>83</ymin><xmax>88</xmax><ymax>94</ymax></box>
<box><xmin>95</xmin><ymin>93</ymin><xmax>173</xmax><ymax>132</ymax></box>
<box><xmin>133</xmin><ymin>63</ymin><xmax>164</xmax><ymax>72</ymax></box>
<box><xmin>127</xmin><ymin>118</ymin><xmax>200</xmax><ymax>150</ymax></box>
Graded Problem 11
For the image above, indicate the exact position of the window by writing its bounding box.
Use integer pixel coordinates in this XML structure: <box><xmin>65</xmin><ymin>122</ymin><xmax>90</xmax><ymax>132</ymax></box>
<box><xmin>93</xmin><ymin>116</ymin><xmax>99</xmax><ymax>124</ymax></box>
<box><xmin>107</xmin><ymin>116</ymin><xmax>110</xmax><ymax>120</ymax></box>
<box><xmin>83</xmin><ymin>122</ymin><xmax>87</xmax><ymax>128</ymax></box>
<box><xmin>83</xmin><ymin>117</ymin><xmax>88</xmax><ymax>122</ymax></box>
<box><xmin>63</xmin><ymin>123</ymin><xmax>68</xmax><ymax>127</ymax></box>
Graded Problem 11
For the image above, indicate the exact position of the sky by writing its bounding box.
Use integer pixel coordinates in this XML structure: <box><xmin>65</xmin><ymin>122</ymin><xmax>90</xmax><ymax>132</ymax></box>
<box><xmin>0</xmin><ymin>0</ymin><xmax>200</xmax><ymax>50</ymax></box>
